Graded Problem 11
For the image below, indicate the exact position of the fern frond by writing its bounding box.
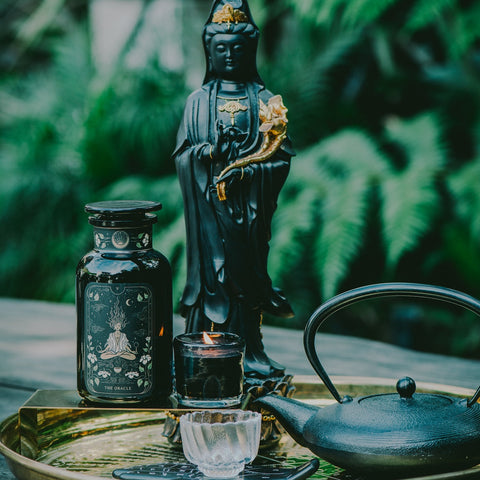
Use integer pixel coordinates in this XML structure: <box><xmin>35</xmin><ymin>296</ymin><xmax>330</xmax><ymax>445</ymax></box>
<box><xmin>266</xmin><ymin>28</ymin><xmax>361</xmax><ymax>147</ymax></box>
<box><xmin>406</xmin><ymin>0</ymin><xmax>455</xmax><ymax>31</ymax></box>
<box><xmin>286</xmin><ymin>143</ymin><xmax>336</xmax><ymax>191</ymax></box>
<box><xmin>270</xmin><ymin>187</ymin><xmax>319</xmax><ymax>282</ymax></box>
<box><xmin>51</xmin><ymin>27</ymin><xmax>92</xmax><ymax>107</ymax></box>
<box><xmin>83</xmin><ymin>62</ymin><xmax>187</xmax><ymax>180</ymax></box>
<box><xmin>381</xmin><ymin>114</ymin><xmax>445</xmax><ymax>269</ymax></box>
<box><xmin>287</xmin><ymin>0</ymin><xmax>324</xmax><ymax>22</ymax></box>
<box><xmin>381</xmin><ymin>169</ymin><xmax>439</xmax><ymax>269</ymax></box>
<box><xmin>384</xmin><ymin>114</ymin><xmax>446</xmax><ymax>171</ymax></box>
<box><xmin>285</xmin><ymin>0</ymin><xmax>397</xmax><ymax>27</ymax></box>
<box><xmin>448</xmin><ymin>157</ymin><xmax>480</xmax><ymax>240</ymax></box>
<box><xmin>312</xmin><ymin>0</ymin><xmax>345</xmax><ymax>25</ymax></box>
<box><xmin>439</xmin><ymin>1</ymin><xmax>480</xmax><ymax>58</ymax></box>
<box><xmin>341</xmin><ymin>0</ymin><xmax>398</xmax><ymax>27</ymax></box>
<box><xmin>278</xmin><ymin>129</ymin><xmax>385</xmax><ymax>300</ymax></box>
<box><xmin>315</xmin><ymin>128</ymin><xmax>391</xmax><ymax>179</ymax></box>
<box><xmin>15</xmin><ymin>0</ymin><xmax>66</xmax><ymax>50</ymax></box>
<box><xmin>315</xmin><ymin>176</ymin><xmax>370</xmax><ymax>299</ymax></box>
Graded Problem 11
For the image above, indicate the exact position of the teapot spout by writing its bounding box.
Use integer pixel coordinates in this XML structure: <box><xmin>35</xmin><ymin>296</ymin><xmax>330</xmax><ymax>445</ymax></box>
<box><xmin>255</xmin><ymin>394</ymin><xmax>318</xmax><ymax>447</ymax></box>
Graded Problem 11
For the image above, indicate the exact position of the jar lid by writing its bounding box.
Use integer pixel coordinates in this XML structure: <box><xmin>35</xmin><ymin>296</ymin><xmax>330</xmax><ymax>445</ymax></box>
<box><xmin>86</xmin><ymin>200</ymin><xmax>162</xmax><ymax>227</ymax></box>
<box><xmin>85</xmin><ymin>200</ymin><xmax>162</xmax><ymax>215</ymax></box>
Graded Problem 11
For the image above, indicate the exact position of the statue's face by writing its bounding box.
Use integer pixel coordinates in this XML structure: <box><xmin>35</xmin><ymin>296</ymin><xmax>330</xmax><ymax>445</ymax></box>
<box><xmin>209</xmin><ymin>33</ymin><xmax>249</xmax><ymax>80</ymax></box>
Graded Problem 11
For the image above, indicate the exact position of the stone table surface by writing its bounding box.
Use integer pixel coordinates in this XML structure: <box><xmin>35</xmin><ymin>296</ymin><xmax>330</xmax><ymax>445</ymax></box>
<box><xmin>1</xmin><ymin>297</ymin><xmax>480</xmax><ymax>479</ymax></box>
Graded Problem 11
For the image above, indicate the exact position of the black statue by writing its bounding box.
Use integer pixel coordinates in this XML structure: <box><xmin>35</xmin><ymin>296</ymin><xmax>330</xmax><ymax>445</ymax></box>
<box><xmin>173</xmin><ymin>0</ymin><xmax>295</xmax><ymax>379</ymax></box>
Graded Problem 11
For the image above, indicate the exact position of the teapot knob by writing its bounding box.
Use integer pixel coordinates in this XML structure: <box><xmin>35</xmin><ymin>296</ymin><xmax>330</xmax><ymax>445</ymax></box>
<box><xmin>396</xmin><ymin>376</ymin><xmax>416</xmax><ymax>399</ymax></box>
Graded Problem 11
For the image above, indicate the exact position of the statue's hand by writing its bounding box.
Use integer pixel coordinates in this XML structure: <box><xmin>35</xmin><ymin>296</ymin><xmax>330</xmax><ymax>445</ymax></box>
<box><xmin>216</xmin><ymin>165</ymin><xmax>253</xmax><ymax>189</ymax></box>
<box><xmin>217</xmin><ymin>167</ymin><xmax>242</xmax><ymax>188</ymax></box>
<box><xmin>211</xmin><ymin>122</ymin><xmax>242</xmax><ymax>161</ymax></box>
<box><xmin>215</xmin><ymin>165</ymin><xmax>254</xmax><ymax>201</ymax></box>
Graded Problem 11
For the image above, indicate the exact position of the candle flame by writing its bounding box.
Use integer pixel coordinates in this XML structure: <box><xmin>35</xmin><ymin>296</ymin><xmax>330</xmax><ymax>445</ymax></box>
<box><xmin>159</xmin><ymin>326</ymin><xmax>164</xmax><ymax>336</ymax></box>
<box><xmin>202</xmin><ymin>331</ymin><xmax>215</xmax><ymax>345</ymax></box>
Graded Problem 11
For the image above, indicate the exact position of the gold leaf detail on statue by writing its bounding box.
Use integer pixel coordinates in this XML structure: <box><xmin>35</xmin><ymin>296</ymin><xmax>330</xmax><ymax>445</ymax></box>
<box><xmin>218</xmin><ymin>99</ymin><xmax>248</xmax><ymax>126</ymax></box>
<box><xmin>216</xmin><ymin>95</ymin><xmax>288</xmax><ymax>202</ymax></box>
<box><xmin>212</xmin><ymin>4</ymin><xmax>249</xmax><ymax>25</ymax></box>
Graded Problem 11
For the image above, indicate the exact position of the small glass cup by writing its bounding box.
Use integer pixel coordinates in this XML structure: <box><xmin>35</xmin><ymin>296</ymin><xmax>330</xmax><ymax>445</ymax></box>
<box><xmin>179</xmin><ymin>410</ymin><xmax>262</xmax><ymax>478</ymax></box>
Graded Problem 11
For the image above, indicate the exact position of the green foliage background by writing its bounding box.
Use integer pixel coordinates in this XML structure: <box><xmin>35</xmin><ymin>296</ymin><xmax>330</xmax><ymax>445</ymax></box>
<box><xmin>1</xmin><ymin>0</ymin><xmax>480</xmax><ymax>357</ymax></box>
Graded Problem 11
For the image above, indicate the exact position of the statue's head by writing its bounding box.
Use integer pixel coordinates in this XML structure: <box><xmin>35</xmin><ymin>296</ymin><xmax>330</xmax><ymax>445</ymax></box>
<box><xmin>203</xmin><ymin>1</ymin><xmax>262</xmax><ymax>84</ymax></box>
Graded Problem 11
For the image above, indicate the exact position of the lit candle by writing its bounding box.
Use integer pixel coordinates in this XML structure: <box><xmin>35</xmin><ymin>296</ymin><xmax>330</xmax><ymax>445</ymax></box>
<box><xmin>174</xmin><ymin>332</ymin><xmax>245</xmax><ymax>408</ymax></box>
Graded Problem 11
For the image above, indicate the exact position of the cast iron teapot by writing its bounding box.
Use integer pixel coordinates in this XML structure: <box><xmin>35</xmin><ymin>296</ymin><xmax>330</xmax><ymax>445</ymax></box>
<box><xmin>256</xmin><ymin>283</ymin><xmax>480</xmax><ymax>477</ymax></box>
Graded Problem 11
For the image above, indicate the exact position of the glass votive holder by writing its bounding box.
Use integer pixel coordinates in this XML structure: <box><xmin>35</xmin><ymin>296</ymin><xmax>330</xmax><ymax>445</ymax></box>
<box><xmin>174</xmin><ymin>332</ymin><xmax>245</xmax><ymax>408</ymax></box>
<box><xmin>180</xmin><ymin>410</ymin><xmax>262</xmax><ymax>478</ymax></box>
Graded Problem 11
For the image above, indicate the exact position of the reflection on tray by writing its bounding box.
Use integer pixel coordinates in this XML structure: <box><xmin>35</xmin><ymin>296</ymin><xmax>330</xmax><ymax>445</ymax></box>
<box><xmin>112</xmin><ymin>460</ymin><xmax>321</xmax><ymax>480</ymax></box>
<box><xmin>20</xmin><ymin>409</ymin><xmax>343</xmax><ymax>479</ymax></box>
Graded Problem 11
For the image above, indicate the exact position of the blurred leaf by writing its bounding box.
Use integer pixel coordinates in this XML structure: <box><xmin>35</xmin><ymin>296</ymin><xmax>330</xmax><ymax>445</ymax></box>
<box><xmin>101</xmin><ymin>174</ymin><xmax>186</xmax><ymax>302</ymax></box>
<box><xmin>381</xmin><ymin>114</ymin><xmax>445</xmax><ymax>269</ymax></box>
<box><xmin>406</xmin><ymin>0</ymin><xmax>455</xmax><ymax>31</ymax></box>
<box><xmin>448</xmin><ymin>157</ymin><xmax>480</xmax><ymax>240</ymax></box>
<box><xmin>270</xmin><ymin>187</ymin><xmax>318</xmax><ymax>282</ymax></box>
<box><xmin>342</xmin><ymin>0</ymin><xmax>399</xmax><ymax>27</ymax></box>
<box><xmin>315</xmin><ymin>175</ymin><xmax>369</xmax><ymax>299</ymax></box>
<box><xmin>16</xmin><ymin>0</ymin><xmax>66</xmax><ymax>47</ymax></box>
<box><xmin>83</xmin><ymin>64</ymin><xmax>186</xmax><ymax>181</ymax></box>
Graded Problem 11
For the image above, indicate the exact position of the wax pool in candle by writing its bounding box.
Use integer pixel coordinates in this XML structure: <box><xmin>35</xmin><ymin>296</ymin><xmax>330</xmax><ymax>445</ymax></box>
<box><xmin>174</xmin><ymin>332</ymin><xmax>245</xmax><ymax>406</ymax></box>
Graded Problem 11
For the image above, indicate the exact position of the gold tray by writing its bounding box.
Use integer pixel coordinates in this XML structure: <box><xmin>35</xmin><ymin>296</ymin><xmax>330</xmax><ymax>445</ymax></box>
<box><xmin>1</xmin><ymin>376</ymin><xmax>480</xmax><ymax>480</ymax></box>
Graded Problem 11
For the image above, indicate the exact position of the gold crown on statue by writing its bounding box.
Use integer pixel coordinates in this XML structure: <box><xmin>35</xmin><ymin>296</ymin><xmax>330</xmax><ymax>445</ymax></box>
<box><xmin>212</xmin><ymin>3</ymin><xmax>249</xmax><ymax>25</ymax></box>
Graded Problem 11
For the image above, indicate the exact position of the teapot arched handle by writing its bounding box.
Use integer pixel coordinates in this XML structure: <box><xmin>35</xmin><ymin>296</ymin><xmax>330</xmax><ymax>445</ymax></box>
<box><xmin>304</xmin><ymin>282</ymin><xmax>480</xmax><ymax>406</ymax></box>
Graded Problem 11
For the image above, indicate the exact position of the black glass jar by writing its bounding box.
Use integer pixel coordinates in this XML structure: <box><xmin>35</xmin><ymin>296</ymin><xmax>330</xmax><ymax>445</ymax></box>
<box><xmin>76</xmin><ymin>200</ymin><xmax>172</xmax><ymax>405</ymax></box>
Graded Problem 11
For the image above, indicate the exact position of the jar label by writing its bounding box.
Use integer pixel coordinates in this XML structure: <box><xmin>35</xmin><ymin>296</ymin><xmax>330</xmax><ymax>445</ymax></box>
<box><xmin>93</xmin><ymin>227</ymin><xmax>152</xmax><ymax>252</ymax></box>
<box><xmin>84</xmin><ymin>283</ymin><xmax>154</xmax><ymax>397</ymax></box>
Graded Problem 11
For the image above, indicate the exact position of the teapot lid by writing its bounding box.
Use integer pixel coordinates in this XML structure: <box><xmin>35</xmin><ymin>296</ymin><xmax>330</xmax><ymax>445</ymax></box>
<box><xmin>359</xmin><ymin>376</ymin><xmax>453</xmax><ymax>412</ymax></box>
<box><xmin>338</xmin><ymin>377</ymin><xmax>470</xmax><ymax>431</ymax></box>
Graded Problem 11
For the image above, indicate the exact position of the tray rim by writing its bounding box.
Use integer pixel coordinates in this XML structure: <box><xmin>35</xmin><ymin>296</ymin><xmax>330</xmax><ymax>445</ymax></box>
<box><xmin>1</xmin><ymin>376</ymin><xmax>479</xmax><ymax>480</ymax></box>
<box><xmin>0</xmin><ymin>413</ymin><xmax>100</xmax><ymax>480</ymax></box>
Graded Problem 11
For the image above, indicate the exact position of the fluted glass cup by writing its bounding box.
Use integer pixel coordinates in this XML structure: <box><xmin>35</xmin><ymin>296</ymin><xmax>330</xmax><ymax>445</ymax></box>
<box><xmin>179</xmin><ymin>410</ymin><xmax>262</xmax><ymax>478</ymax></box>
